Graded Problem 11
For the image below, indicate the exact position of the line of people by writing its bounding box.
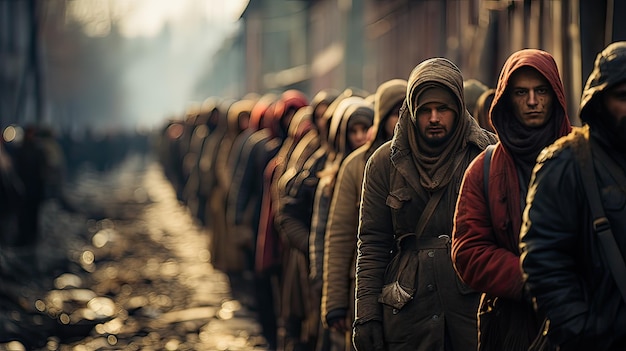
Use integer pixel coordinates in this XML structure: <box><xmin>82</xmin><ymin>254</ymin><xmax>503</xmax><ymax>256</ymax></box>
<box><xmin>158</xmin><ymin>40</ymin><xmax>626</xmax><ymax>351</ymax></box>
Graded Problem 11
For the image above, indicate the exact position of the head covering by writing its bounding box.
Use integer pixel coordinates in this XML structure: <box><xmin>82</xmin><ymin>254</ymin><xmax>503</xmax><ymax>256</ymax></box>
<box><xmin>396</xmin><ymin>57</ymin><xmax>492</xmax><ymax>191</ymax></box>
<box><xmin>368</xmin><ymin>79</ymin><xmax>407</xmax><ymax>156</ymax></box>
<box><xmin>416</xmin><ymin>86</ymin><xmax>459</xmax><ymax>117</ymax></box>
<box><xmin>580</xmin><ymin>41</ymin><xmax>626</xmax><ymax>122</ymax></box>
<box><xmin>227</xmin><ymin>98</ymin><xmax>257</xmax><ymax>135</ymax></box>
<box><xmin>322</xmin><ymin>88</ymin><xmax>369</xmax><ymax>147</ymax></box>
<box><xmin>464</xmin><ymin>79</ymin><xmax>489</xmax><ymax>116</ymax></box>
<box><xmin>580</xmin><ymin>41</ymin><xmax>626</xmax><ymax>152</ymax></box>
<box><xmin>474</xmin><ymin>88</ymin><xmax>496</xmax><ymax>132</ymax></box>
<box><xmin>198</xmin><ymin>96</ymin><xmax>221</xmax><ymax>131</ymax></box>
<box><xmin>272</xmin><ymin>90</ymin><xmax>309</xmax><ymax>139</ymax></box>
<box><xmin>328</xmin><ymin>96</ymin><xmax>367</xmax><ymax>153</ymax></box>
<box><xmin>311</xmin><ymin>89</ymin><xmax>341</xmax><ymax>116</ymax></box>
<box><xmin>490</xmin><ymin>49</ymin><xmax>571</xmax><ymax>180</ymax></box>
<box><xmin>249</xmin><ymin>94</ymin><xmax>277</xmax><ymax>131</ymax></box>
<box><xmin>347</xmin><ymin>107</ymin><xmax>374</xmax><ymax>131</ymax></box>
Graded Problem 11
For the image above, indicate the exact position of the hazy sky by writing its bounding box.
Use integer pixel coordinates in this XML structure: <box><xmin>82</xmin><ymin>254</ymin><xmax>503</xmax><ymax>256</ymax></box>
<box><xmin>68</xmin><ymin>0</ymin><xmax>250</xmax><ymax>38</ymax></box>
<box><xmin>64</xmin><ymin>0</ymin><xmax>250</xmax><ymax>131</ymax></box>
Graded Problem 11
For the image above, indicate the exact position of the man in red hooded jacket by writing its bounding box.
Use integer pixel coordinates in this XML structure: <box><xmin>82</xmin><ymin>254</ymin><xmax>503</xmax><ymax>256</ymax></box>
<box><xmin>451</xmin><ymin>49</ymin><xmax>572</xmax><ymax>350</ymax></box>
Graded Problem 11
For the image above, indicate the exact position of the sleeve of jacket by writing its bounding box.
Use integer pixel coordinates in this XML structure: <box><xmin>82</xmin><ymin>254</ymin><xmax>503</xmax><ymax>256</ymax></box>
<box><xmin>452</xmin><ymin>151</ymin><xmax>525</xmax><ymax>300</ymax></box>
<box><xmin>520</xmin><ymin>148</ymin><xmax>588</xmax><ymax>345</ymax></box>
<box><xmin>275</xmin><ymin>168</ymin><xmax>317</xmax><ymax>254</ymax></box>
<box><xmin>322</xmin><ymin>154</ymin><xmax>363</xmax><ymax>326</ymax></box>
<box><xmin>354</xmin><ymin>147</ymin><xmax>394</xmax><ymax>325</ymax></box>
<box><xmin>227</xmin><ymin>140</ymin><xmax>255</xmax><ymax>228</ymax></box>
<box><xmin>309</xmin><ymin>176</ymin><xmax>332</xmax><ymax>283</ymax></box>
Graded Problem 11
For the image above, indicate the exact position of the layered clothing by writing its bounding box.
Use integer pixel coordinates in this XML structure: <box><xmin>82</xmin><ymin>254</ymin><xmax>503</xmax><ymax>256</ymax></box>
<box><xmin>355</xmin><ymin>58</ymin><xmax>496</xmax><ymax>351</ymax></box>
<box><xmin>451</xmin><ymin>49</ymin><xmax>572</xmax><ymax>350</ymax></box>
<box><xmin>197</xmin><ymin>99</ymin><xmax>230</xmax><ymax>227</ymax></box>
<box><xmin>209</xmin><ymin>98</ymin><xmax>256</xmax><ymax>273</ymax></box>
<box><xmin>309</xmin><ymin>96</ymin><xmax>373</xmax><ymax>286</ymax></box>
<box><xmin>182</xmin><ymin>97</ymin><xmax>220</xmax><ymax>223</ymax></box>
<box><xmin>520</xmin><ymin>42</ymin><xmax>626</xmax><ymax>350</ymax></box>
<box><xmin>275</xmin><ymin>89</ymin><xmax>362</xmax><ymax>351</ymax></box>
<box><xmin>321</xmin><ymin>79</ymin><xmax>407</xmax><ymax>347</ymax></box>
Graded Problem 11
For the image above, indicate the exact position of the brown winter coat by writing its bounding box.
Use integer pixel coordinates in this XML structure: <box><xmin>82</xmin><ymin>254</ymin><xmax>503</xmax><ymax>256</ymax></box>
<box><xmin>355</xmin><ymin>58</ymin><xmax>496</xmax><ymax>350</ymax></box>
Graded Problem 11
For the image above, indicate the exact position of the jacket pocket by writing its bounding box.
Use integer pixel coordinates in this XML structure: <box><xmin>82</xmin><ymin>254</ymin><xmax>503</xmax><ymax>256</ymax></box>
<box><xmin>386</xmin><ymin>187</ymin><xmax>411</xmax><ymax>209</ymax></box>
<box><xmin>378</xmin><ymin>246</ymin><xmax>419</xmax><ymax>311</ymax></box>
<box><xmin>386</xmin><ymin>187</ymin><xmax>412</xmax><ymax>230</ymax></box>
<box><xmin>378</xmin><ymin>280</ymin><xmax>415</xmax><ymax>310</ymax></box>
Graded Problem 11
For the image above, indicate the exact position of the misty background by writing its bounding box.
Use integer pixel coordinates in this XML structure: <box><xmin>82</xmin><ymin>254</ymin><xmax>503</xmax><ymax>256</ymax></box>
<box><xmin>3</xmin><ymin>0</ymin><xmax>248</xmax><ymax>134</ymax></box>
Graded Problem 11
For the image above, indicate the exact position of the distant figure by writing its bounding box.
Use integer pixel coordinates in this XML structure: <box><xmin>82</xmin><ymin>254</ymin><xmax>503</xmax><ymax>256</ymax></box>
<box><xmin>0</xmin><ymin>138</ymin><xmax>24</xmax><ymax>247</ymax></box>
<box><xmin>464</xmin><ymin>79</ymin><xmax>489</xmax><ymax>120</ymax></box>
<box><xmin>473</xmin><ymin>88</ymin><xmax>496</xmax><ymax>133</ymax></box>
<box><xmin>14</xmin><ymin>125</ymin><xmax>46</xmax><ymax>248</ymax></box>
<box><xmin>37</xmin><ymin>127</ymin><xmax>66</xmax><ymax>202</ymax></box>
<box><xmin>322</xmin><ymin>78</ymin><xmax>406</xmax><ymax>351</ymax></box>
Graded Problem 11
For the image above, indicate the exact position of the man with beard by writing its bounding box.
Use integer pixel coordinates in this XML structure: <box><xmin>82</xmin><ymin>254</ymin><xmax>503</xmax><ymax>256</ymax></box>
<box><xmin>353</xmin><ymin>58</ymin><xmax>496</xmax><ymax>351</ymax></box>
<box><xmin>520</xmin><ymin>41</ymin><xmax>626</xmax><ymax>350</ymax></box>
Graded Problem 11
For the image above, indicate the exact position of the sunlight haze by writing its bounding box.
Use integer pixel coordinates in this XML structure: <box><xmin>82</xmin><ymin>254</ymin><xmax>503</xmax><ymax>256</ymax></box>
<box><xmin>68</xmin><ymin>0</ymin><xmax>250</xmax><ymax>38</ymax></box>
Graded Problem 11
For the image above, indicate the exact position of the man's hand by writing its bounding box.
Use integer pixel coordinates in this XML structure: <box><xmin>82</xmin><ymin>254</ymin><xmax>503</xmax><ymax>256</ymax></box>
<box><xmin>353</xmin><ymin>320</ymin><xmax>384</xmax><ymax>351</ymax></box>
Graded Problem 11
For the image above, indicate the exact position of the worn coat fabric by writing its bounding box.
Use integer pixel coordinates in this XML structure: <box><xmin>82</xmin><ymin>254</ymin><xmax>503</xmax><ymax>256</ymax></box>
<box><xmin>321</xmin><ymin>79</ymin><xmax>407</xmax><ymax>340</ymax></box>
<box><xmin>355</xmin><ymin>58</ymin><xmax>496</xmax><ymax>351</ymax></box>
<box><xmin>257</xmin><ymin>106</ymin><xmax>313</xmax><ymax>274</ymax></box>
<box><xmin>275</xmin><ymin>88</ymin><xmax>366</xmax><ymax>350</ymax></box>
<box><xmin>451</xmin><ymin>49</ymin><xmax>572</xmax><ymax>350</ymax></box>
<box><xmin>209</xmin><ymin>98</ymin><xmax>257</xmax><ymax>273</ymax></box>
<box><xmin>183</xmin><ymin>97</ymin><xmax>221</xmax><ymax>224</ymax></box>
<box><xmin>452</xmin><ymin>49</ymin><xmax>571</xmax><ymax>300</ymax></box>
<box><xmin>520</xmin><ymin>41</ymin><xmax>626</xmax><ymax>351</ymax></box>
<box><xmin>309</xmin><ymin>96</ymin><xmax>373</xmax><ymax>285</ymax></box>
<box><xmin>197</xmin><ymin>99</ymin><xmax>232</xmax><ymax>227</ymax></box>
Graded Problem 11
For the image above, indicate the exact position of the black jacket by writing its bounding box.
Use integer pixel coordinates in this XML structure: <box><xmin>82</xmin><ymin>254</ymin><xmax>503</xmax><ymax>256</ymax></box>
<box><xmin>520</xmin><ymin>126</ymin><xmax>626</xmax><ymax>350</ymax></box>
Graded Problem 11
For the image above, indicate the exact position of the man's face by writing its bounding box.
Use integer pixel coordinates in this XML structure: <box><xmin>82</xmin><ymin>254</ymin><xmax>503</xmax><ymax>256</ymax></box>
<box><xmin>603</xmin><ymin>81</ymin><xmax>626</xmax><ymax>138</ymax></box>
<box><xmin>415</xmin><ymin>102</ymin><xmax>456</xmax><ymax>146</ymax></box>
<box><xmin>508</xmin><ymin>67</ymin><xmax>554</xmax><ymax>127</ymax></box>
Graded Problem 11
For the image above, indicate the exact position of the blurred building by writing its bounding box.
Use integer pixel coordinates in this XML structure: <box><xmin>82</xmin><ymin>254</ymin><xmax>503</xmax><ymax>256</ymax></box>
<box><xmin>211</xmin><ymin>0</ymin><xmax>626</xmax><ymax>126</ymax></box>
<box><xmin>2</xmin><ymin>0</ymin><xmax>626</xmax><ymax>127</ymax></box>
<box><xmin>0</xmin><ymin>0</ymin><xmax>41</xmax><ymax>128</ymax></box>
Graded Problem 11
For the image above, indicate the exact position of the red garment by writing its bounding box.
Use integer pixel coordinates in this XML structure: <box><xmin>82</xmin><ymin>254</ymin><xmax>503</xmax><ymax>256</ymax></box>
<box><xmin>255</xmin><ymin>156</ymin><xmax>282</xmax><ymax>273</ymax></box>
<box><xmin>452</xmin><ymin>49</ymin><xmax>572</xmax><ymax>300</ymax></box>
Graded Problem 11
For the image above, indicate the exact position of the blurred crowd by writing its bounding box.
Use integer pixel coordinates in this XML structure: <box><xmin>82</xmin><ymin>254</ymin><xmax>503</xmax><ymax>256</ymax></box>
<box><xmin>155</xmin><ymin>79</ymin><xmax>495</xmax><ymax>351</ymax></box>
<box><xmin>0</xmin><ymin>125</ymin><xmax>151</xmax><ymax>254</ymax></box>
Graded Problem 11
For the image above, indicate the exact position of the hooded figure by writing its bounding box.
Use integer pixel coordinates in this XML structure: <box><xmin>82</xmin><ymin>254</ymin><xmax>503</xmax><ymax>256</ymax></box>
<box><xmin>452</xmin><ymin>49</ymin><xmax>572</xmax><ymax>351</ymax></box>
<box><xmin>275</xmin><ymin>88</ymin><xmax>366</xmax><ymax>351</ymax></box>
<box><xmin>473</xmin><ymin>88</ymin><xmax>496</xmax><ymax>133</ymax></box>
<box><xmin>464</xmin><ymin>79</ymin><xmax>489</xmax><ymax>120</ymax></box>
<box><xmin>197</xmin><ymin>98</ymin><xmax>232</xmax><ymax>228</ymax></box>
<box><xmin>209</xmin><ymin>97</ymin><xmax>258</xmax><ymax>273</ymax></box>
<box><xmin>182</xmin><ymin>96</ymin><xmax>221</xmax><ymax>223</ymax></box>
<box><xmin>240</xmin><ymin>90</ymin><xmax>308</xmax><ymax>351</ymax></box>
<box><xmin>353</xmin><ymin>58</ymin><xmax>496</xmax><ymax>351</ymax></box>
<box><xmin>520</xmin><ymin>41</ymin><xmax>626</xmax><ymax>351</ymax></box>
<box><xmin>322</xmin><ymin>79</ymin><xmax>406</xmax><ymax>351</ymax></box>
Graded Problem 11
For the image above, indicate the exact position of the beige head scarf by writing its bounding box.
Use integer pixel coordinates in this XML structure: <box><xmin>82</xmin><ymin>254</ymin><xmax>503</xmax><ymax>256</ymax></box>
<box><xmin>404</xmin><ymin>58</ymin><xmax>471</xmax><ymax>191</ymax></box>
